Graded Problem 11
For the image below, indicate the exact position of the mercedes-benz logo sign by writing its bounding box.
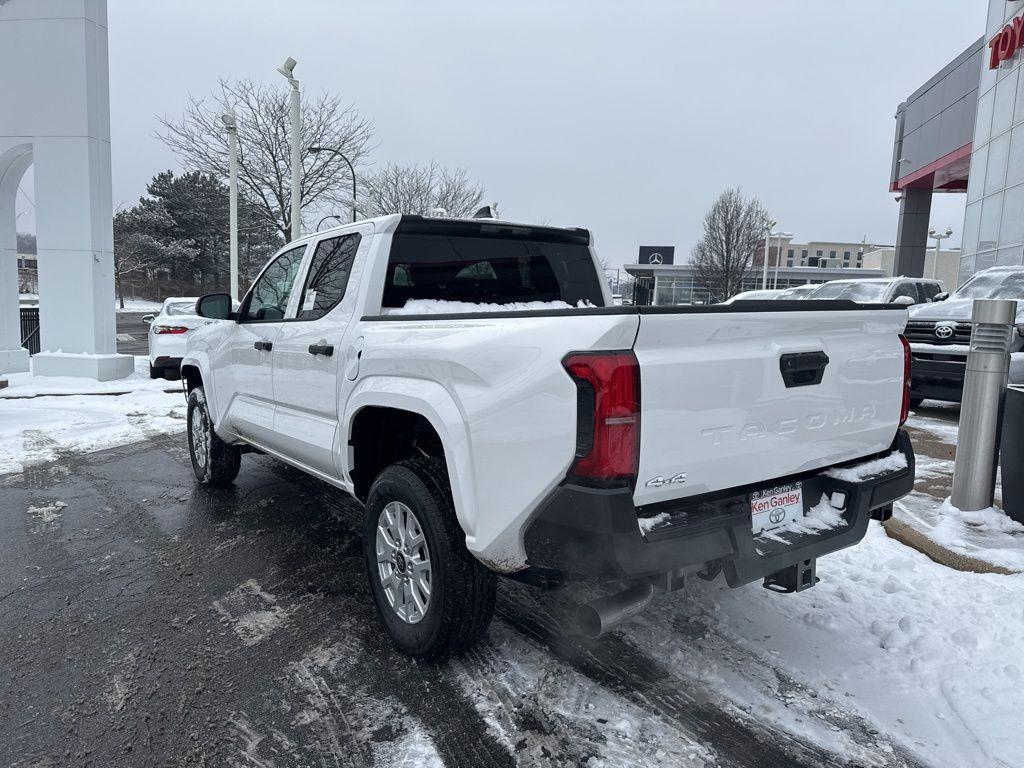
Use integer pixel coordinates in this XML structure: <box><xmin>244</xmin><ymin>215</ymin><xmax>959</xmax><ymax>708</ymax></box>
<box><xmin>935</xmin><ymin>325</ymin><xmax>955</xmax><ymax>340</ymax></box>
<box><xmin>769</xmin><ymin>509</ymin><xmax>786</xmax><ymax>524</ymax></box>
<box><xmin>649</xmin><ymin>252</ymin><xmax>663</xmax><ymax>265</ymax></box>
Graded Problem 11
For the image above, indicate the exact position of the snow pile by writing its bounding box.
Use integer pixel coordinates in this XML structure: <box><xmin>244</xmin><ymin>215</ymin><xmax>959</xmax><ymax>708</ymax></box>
<box><xmin>385</xmin><ymin>299</ymin><xmax>595</xmax><ymax>315</ymax></box>
<box><xmin>824</xmin><ymin>451</ymin><xmax>907</xmax><ymax>482</ymax></box>
<box><xmin>896</xmin><ymin>494</ymin><xmax>1024</xmax><ymax>573</ymax></box>
<box><xmin>755</xmin><ymin>493</ymin><xmax>848</xmax><ymax>543</ymax></box>
<box><xmin>626</xmin><ymin>522</ymin><xmax>1024</xmax><ymax>768</ymax></box>
<box><xmin>637</xmin><ymin>511</ymin><xmax>671</xmax><ymax>535</ymax></box>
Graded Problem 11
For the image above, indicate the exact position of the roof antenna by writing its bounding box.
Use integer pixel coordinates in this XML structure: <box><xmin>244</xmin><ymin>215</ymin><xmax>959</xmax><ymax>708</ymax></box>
<box><xmin>472</xmin><ymin>204</ymin><xmax>498</xmax><ymax>219</ymax></box>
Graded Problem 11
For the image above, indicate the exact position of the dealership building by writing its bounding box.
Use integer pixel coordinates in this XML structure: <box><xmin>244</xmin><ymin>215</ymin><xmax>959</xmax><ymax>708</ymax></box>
<box><xmin>893</xmin><ymin>1</ymin><xmax>1024</xmax><ymax>285</ymax></box>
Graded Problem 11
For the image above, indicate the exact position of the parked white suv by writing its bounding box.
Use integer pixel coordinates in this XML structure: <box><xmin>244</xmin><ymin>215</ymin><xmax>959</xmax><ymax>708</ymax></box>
<box><xmin>181</xmin><ymin>214</ymin><xmax>915</xmax><ymax>658</ymax></box>
<box><xmin>807</xmin><ymin>277</ymin><xmax>944</xmax><ymax>305</ymax></box>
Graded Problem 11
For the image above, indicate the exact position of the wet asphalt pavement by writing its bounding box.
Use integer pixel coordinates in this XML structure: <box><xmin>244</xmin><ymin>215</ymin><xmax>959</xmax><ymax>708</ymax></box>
<box><xmin>0</xmin><ymin>434</ymin><xmax>933</xmax><ymax>768</ymax></box>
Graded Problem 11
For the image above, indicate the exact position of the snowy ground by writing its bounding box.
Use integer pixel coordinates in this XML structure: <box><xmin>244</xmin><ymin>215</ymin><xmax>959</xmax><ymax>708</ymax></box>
<box><xmin>1</xmin><ymin>380</ymin><xmax>1022</xmax><ymax>765</ymax></box>
<box><xmin>0</xmin><ymin>356</ymin><xmax>183</xmax><ymax>475</ymax></box>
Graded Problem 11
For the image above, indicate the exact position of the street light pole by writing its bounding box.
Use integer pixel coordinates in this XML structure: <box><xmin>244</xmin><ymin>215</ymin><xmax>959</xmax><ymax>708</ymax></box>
<box><xmin>929</xmin><ymin>227</ymin><xmax>953</xmax><ymax>281</ymax></box>
<box><xmin>309</xmin><ymin>146</ymin><xmax>357</xmax><ymax>222</ymax></box>
<box><xmin>761</xmin><ymin>220</ymin><xmax>776</xmax><ymax>290</ymax></box>
<box><xmin>277</xmin><ymin>57</ymin><xmax>302</xmax><ymax>241</ymax></box>
<box><xmin>221</xmin><ymin>111</ymin><xmax>239</xmax><ymax>302</ymax></box>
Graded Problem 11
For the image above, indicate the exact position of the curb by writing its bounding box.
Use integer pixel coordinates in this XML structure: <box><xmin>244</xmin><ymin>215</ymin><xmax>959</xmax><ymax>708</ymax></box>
<box><xmin>882</xmin><ymin>517</ymin><xmax>1018</xmax><ymax>576</ymax></box>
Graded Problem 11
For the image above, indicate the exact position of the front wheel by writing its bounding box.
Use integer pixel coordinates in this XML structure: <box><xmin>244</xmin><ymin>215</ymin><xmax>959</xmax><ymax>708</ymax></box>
<box><xmin>363</xmin><ymin>457</ymin><xmax>496</xmax><ymax>660</ymax></box>
<box><xmin>187</xmin><ymin>386</ymin><xmax>241</xmax><ymax>486</ymax></box>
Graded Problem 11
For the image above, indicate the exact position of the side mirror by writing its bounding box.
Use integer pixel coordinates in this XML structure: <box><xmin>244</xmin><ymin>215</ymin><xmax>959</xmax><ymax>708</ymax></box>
<box><xmin>933</xmin><ymin>292</ymin><xmax>949</xmax><ymax>302</ymax></box>
<box><xmin>892</xmin><ymin>295</ymin><xmax>915</xmax><ymax>306</ymax></box>
<box><xmin>141</xmin><ymin>314</ymin><xmax>155</xmax><ymax>325</ymax></box>
<box><xmin>196</xmin><ymin>293</ymin><xmax>234</xmax><ymax>320</ymax></box>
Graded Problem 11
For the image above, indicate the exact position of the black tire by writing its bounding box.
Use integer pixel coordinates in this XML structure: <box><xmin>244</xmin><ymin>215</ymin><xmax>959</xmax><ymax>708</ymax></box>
<box><xmin>363</xmin><ymin>457</ymin><xmax>496</xmax><ymax>660</ymax></box>
<box><xmin>187</xmin><ymin>386</ymin><xmax>241</xmax><ymax>487</ymax></box>
<box><xmin>909</xmin><ymin>397</ymin><xmax>925</xmax><ymax>410</ymax></box>
<box><xmin>149</xmin><ymin>363</ymin><xmax>161</xmax><ymax>380</ymax></box>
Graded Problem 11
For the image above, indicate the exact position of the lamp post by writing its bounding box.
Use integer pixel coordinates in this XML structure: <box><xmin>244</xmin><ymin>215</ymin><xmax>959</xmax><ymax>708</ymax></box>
<box><xmin>929</xmin><ymin>227</ymin><xmax>953</xmax><ymax>281</ymax></box>
<box><xmin>277</xmin><ymin>57</ymin><xmax>302</xmax><ymax>241</ymax></box>
<box><xmin>317</xmin><ymin>214</ymin><xmax>344</xmax><ymax>230</ymax></box>
<box><xmin>309</xmin><ymin>146</ymin><xmax>357</xmax><ymax>222</ymax></box>
<box><xmin>221</xmin><ymin>110</ymin><xmax>239</xmax><ymax>302</ymax></box>
<box><xmin>772</xmin><ymin>232</ymin><xmax>793</xmax><ymax>289</ymax></box>
<box><xmin>761</xmin><ymin>220</ymin><xmax>776</xmax><ymax>290</ymax></box>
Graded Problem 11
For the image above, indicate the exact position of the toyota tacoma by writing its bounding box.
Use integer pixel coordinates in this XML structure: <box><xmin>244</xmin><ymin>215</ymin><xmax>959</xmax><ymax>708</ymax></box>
<box><xmin>180</xmin><ymin>214</ymin><xmax>915</xmax><ymax>659</ymax></box>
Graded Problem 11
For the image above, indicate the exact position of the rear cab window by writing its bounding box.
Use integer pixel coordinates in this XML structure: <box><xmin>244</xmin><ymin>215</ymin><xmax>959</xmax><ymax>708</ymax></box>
<box><xmin>382</xmin><ymin>221</ymin><xmax>605</xmax><ymax>310</ymax></box>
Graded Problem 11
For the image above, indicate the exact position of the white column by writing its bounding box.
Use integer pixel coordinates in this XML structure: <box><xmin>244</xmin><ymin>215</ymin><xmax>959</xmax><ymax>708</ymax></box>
<box><xmin>0</xmin><ymin>0</ymin><xmax>132</xmax><ymax>380</ymax></box>
<box><xmin>0</xmin><ymin>143</ymin><xmax>31</xmax><ymax>373</ymax></box>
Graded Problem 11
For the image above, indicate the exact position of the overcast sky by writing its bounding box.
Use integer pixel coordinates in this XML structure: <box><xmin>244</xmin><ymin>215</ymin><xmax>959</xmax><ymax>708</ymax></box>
<box><xmin>18</xmin><ymin>0</ymin><xmax>983</xmax><ymax>266</ymax></box>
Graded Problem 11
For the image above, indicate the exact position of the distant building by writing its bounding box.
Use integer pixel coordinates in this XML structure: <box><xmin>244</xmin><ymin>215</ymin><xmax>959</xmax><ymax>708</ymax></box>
<box><xmin>861</xmin><ymin>247</ymin><xmax>961</xmax><ymax>291</ymax></box>
<box><xmin>772</xmin><ymin>236</ymin><xmax>890</xmax><ymax>270</ymax></box>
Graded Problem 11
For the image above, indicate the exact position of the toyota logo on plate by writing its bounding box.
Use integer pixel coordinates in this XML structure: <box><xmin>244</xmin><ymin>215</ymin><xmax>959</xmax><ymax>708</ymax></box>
<box><xmin>648</xmin><ymin>252</ymin><xmax>664</xmax><ymax>265</ymax></box>
<box><xmin>769</xmin><ymin>509</ymin><xmax>786</xmax><ymax>524</ymax></box>
<box><xmin>934</xmin><ymin>324</ymin><xmax>955</xmax><ymax>340</ymax></box>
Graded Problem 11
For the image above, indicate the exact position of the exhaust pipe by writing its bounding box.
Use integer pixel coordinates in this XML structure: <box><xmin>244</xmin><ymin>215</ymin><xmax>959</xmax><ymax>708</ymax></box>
<box><xmin>576</xmin><ymin>582</ymin><xmax>655</xmax><ymax>639</ymax></box>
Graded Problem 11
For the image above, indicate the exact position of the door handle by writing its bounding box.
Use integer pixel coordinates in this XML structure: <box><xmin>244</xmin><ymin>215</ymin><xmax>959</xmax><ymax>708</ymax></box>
<box><xmin>254</xmin><ymin>340</ymin><xmax>273</xmax><ymax>352</ymax></box>
<box><xmin>307</xmin><ymin>343</ymin><xmax>334</xmax><ymax>357</ymax></box>
<box><xmin>779</xmin><ymin>351</ymin><xmax>829</xmax><ymax>388</ymax></box>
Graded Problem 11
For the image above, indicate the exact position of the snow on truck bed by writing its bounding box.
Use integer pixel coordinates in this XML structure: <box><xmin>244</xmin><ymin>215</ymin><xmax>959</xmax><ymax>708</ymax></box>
<box><xmin>384</xmin><ymin>299</ymin><xmax>595</xmax><ymax>315</ymax></box>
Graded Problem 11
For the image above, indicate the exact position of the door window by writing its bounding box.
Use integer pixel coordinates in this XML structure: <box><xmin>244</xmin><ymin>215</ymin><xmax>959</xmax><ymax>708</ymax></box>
<box><xmin>891</xmin><ymin>282</ymin><xmax>920</xmax><ymax>304</ymax></box>
<box><xmin>920</xmin><ymin>282</ymin><xmax>941</xmax><ymax>301</ymax></box>
<box><xmin>296</xmin><ymin>234</ymin><xmax>361</xmax><ymax>320</ymax></box>
<box><xmin>241</xmin><ymin>245</ymin><xmax>307</xmax><ymax>322</ymax></box>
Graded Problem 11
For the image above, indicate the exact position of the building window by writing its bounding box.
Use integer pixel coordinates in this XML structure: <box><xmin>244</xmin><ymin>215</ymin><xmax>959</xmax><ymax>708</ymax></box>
<box><xmin>843</xmin><ymin>251</ymin><xmax>850</xmax><ymax>259</ymax></box>
<box><xmin>830</xmin><ymin>250</ymin><xmax>836</xmax><ymax>258</ymax></box>
<box><xmin>816</xmin><ymin>250</ymin><xmax>823</xmax><ymax>257</ymax></box>
<box><xmin>801</xmin><ymin>250</ymin><xmax>808</xmax><ymax>258</ymax></box>
<box><xmin>787</xmin><ymin>249</ymin><xmax>794</xmax><ymax>258</ymax></box>
<box><xmin>787</xmin><ymin>259</ymin><xmax>793</xmax><ymax>267</ymax></box>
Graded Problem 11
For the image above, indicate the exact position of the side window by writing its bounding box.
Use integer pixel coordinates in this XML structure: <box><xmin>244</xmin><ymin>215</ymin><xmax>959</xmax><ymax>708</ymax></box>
<box><xmin>241</xmin><ymin>245</ymin><xmax>306</xmax><ymax>322</ymax></box>
<box><xmin>920</xmin><ymin>282</ymin><xmax>941</xmax><ymax>301</ymax></box>
<box><xmin>891</xmin><ymin>282</ymin><xmax>920</xmax><ymax>303</ymax></box>
<box><xmin>296</xmin><ymin>234</ymin><xmax>361</xmax><ymax>321</ymax></box>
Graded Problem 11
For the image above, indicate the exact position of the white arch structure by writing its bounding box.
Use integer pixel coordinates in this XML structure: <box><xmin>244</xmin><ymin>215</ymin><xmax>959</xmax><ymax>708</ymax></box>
<box><xmin>0</xmin><ymin>0</ymin><xmax>132</xmax><ymax>379</ymax></box>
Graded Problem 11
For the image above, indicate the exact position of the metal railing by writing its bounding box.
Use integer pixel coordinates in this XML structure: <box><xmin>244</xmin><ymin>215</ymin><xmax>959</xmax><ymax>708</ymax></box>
<box><xmin>19</xmin><ymin>307</ymin><xmax>40</xmax><ymax>355</ymax></box>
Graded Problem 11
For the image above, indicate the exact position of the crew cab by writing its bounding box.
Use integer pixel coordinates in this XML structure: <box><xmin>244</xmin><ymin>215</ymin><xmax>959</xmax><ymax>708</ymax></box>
<box><xmin>906</xmin><ymin>265</ymin><xmax>1024</xmax><ymax>404</ymax></box>
<box><xmin>181</xmin><ymin>214</ymin><xmax>915</xmax><ymax>659</ymax></box>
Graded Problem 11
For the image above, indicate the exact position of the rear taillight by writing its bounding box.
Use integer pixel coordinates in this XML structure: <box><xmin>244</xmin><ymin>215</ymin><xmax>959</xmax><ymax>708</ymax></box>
<box><xmin>154</xmin><ymin>325</ymin><xmax>189</xmax><ymax>335</ymax></box>
<box><xmin>899</xmin><ymin>334</ymin><xmax>911</xmax><ymax>425</ymax></box>
<box><xmin>562</xmin><ymin>351</ymin><xmax>640</xmax><ymax>486</ymax></box>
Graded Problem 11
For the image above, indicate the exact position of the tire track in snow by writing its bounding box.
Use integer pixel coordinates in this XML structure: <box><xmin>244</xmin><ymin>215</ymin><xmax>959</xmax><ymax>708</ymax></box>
<box><xmin>494</xmin><ymin>584</ymin><xmax>848</xmax><ymax>768</ymax></box>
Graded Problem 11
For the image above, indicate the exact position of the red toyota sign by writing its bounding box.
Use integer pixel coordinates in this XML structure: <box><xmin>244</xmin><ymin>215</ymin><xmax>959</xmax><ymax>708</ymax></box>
<box><xmin>989</xmin><ymin>13</ymin><xmax>1024</xmax><ymax>69</ymax></box>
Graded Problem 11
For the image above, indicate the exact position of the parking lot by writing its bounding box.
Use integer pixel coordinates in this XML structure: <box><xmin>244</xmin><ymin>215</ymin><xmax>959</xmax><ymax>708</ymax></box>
<box><xmin>0</xmin><ymin>405</ymin><xmax>971</xmax><ymax>767</ymax></box>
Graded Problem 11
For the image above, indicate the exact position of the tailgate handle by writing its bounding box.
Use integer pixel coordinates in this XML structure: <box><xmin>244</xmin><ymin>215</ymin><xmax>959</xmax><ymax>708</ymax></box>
<box><xmin>779</xmin><ymin>351</ymin><xmax>829</xmax><ymax>388</ymax></box>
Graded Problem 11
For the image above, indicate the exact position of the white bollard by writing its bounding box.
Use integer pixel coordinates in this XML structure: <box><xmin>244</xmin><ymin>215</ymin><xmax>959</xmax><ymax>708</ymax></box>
<box><xmin>951</xmin><ymin>299</ymin><xmax>1018</xmax><ymax>511</ymax></box>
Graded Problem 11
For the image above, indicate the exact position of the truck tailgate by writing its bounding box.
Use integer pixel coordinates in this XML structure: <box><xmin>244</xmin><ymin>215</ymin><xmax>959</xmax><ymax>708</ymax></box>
<box><xmin>631</xmin><ymin>307</ymin><xmax>907</xmax><ymax>507</ymax></box>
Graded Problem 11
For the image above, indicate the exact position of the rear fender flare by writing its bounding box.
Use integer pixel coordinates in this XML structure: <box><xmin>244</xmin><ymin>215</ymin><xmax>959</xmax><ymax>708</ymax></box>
<box><xmin>343</xmin><ymin>376</ymin><xmax>478</xmax><ymax>546</ymax></box>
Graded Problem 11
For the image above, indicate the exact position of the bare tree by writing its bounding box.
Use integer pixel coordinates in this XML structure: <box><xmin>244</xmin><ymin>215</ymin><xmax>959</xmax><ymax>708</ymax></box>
<box><xmin>689</xmin><ymin>188</ymin><xmax>772</xmax><ymax>302</ymax></box>
<box><xmin>354</xmin><ymin>162</ymin><xmax>485</xmax><ymax>218</ymax></box>
<box><xmin>156</xmin><ymin>79</ymin><xmax>374</xmax><ymax>240</ymax></box>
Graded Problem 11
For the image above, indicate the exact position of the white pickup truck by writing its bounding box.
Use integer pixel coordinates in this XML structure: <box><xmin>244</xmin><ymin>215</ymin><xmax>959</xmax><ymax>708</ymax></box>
<box><xmin>181</xmin><ymin>214</ymin><xmax>915</xmax><ymax>659</ymax></box>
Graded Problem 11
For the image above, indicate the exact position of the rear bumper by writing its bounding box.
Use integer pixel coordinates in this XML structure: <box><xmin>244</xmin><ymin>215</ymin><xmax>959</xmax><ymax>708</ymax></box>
<box><xmin>152</xmin><ymin>356</ymin><xmax>183</xmax><ymax>370</ymax></box>
<box><xmin>523</xmin><ymin>430</ymin><xmax>915</xmax><ymax>586</ymax></box>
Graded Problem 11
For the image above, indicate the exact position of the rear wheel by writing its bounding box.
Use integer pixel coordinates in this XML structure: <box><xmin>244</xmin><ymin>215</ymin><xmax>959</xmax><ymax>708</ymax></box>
<box><xmin>908</xmin><ymin>397</ymin><xmax>925</xmax><ymax>410</ymax></box>
<box><xmin>187</xmin><ymin>386</ymin><xmax>241</xmax><ymax>486</ymax></box>
<box><xmin>363</xmin><ymin>457</ymin><xmax>496</xmax><ymax>659</ymax></box>
<box><xmin>149</xmin><ymin>363</ymin><xmax>161</xmax><ymax>380</ymax></box>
